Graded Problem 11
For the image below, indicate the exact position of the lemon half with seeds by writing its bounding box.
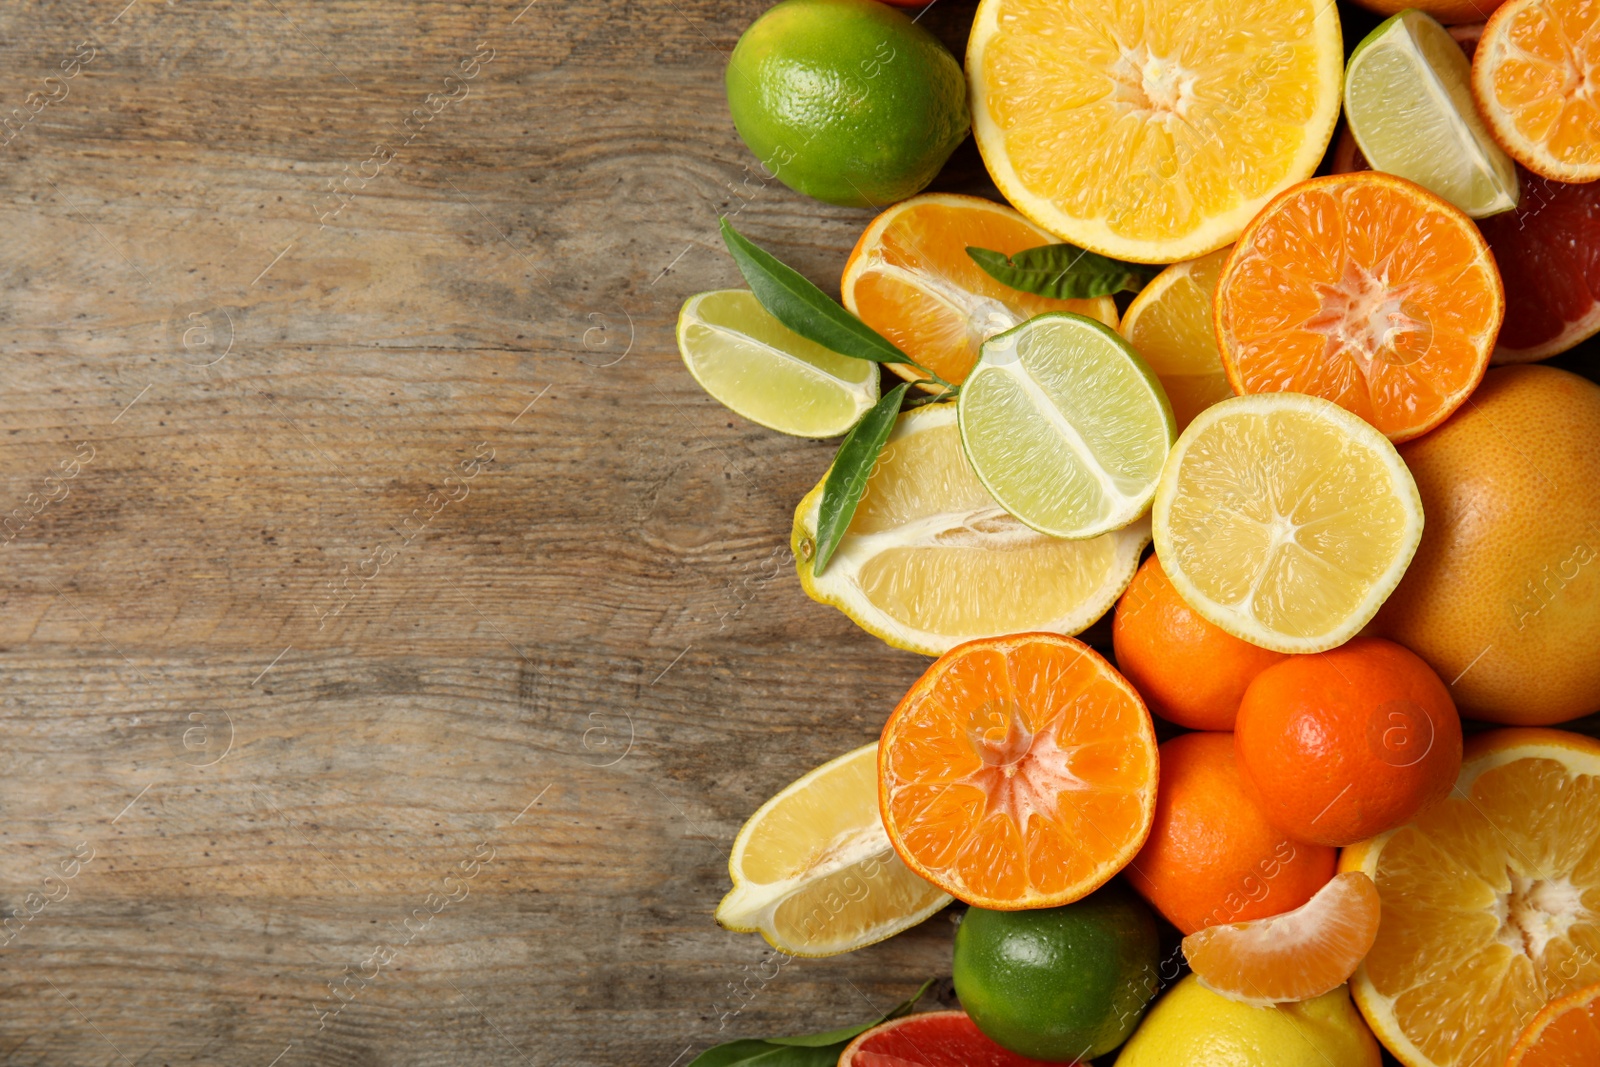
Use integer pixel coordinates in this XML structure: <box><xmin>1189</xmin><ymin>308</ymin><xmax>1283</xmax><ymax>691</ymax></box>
<box><xmin>795</xmin><ymin>404</ymin><xmax>1149</xmax><ymax>656</ymax></box>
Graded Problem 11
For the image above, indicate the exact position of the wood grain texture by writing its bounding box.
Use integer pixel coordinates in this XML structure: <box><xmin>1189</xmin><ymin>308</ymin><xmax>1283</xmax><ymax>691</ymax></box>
<box><xmin>0</xmin><ymin>1</ymin><xmax>999</xmax><ymax>1063</ymax></box>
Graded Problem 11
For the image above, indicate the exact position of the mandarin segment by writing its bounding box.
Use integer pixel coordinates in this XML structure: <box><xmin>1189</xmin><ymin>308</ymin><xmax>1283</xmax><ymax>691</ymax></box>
<box><xmin>879</xmin><ymin>633</ymin><xmax>1157</xmax><ymax>909</ymax></box>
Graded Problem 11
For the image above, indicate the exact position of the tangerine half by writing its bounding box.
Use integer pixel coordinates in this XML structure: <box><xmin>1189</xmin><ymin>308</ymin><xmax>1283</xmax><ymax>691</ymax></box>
<box><xmin>878</xmin><ymin>633</ymin><xmax>1158</xmax><ymax>910</ymax></box>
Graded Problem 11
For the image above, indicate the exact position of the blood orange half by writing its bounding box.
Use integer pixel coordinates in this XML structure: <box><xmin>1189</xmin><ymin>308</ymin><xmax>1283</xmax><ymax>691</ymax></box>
<box><xmin>839</xmin><ymin>1010</ymin><xmax>1063</xmax><ymax>1067</ymax></box>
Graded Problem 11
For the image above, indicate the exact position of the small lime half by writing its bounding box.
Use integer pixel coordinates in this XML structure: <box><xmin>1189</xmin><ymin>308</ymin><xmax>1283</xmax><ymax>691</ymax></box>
<box><xmin>677</xmin><ymin>289</ymin><xmax>879</xmax><ymax>439</ymax></box>
<box><xmin>958</xmin><ymin>312</ymin><xmax>1174</xmax><ymax>540</ymax></box>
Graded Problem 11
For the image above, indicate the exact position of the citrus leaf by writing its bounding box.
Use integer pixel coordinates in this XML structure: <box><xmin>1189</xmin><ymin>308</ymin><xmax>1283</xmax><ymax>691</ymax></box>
<box><xmin>686</xmin><ymin>980</ymin><xmax>936</xmax><ymax>1066</ymax></box>
<box><xmin>967</xmin><ymin>244</ymin><xmax>1157</xmax><ymax>299</ymax></box>
<box><xmin>720</xmin><ymin>218</ymin><xmax>918</xmax><ymax>368</ymax></box>
<box><xmin>813</xmin><ymin>382</ymin><xmax>910</xmax><ymax>576</ymax></box>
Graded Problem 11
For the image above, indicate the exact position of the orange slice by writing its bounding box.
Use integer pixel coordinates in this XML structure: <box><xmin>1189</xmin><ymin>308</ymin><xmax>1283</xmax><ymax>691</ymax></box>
<box><xmin>1118</xmin><ymin>248</ymin><xmax>1234</xmax><ymax>432</ymax></box>
<box><xmin>966</xmin><ymin>0</ymin><xmax>1344</xmax><ymax>262</ymax></box>
<box><xmin>1215</xmin><ymin>172</ymin><xmax>1504</xmax><ymax>442</ymax></box>
<box><xmin>1182</xmin><ymin>871</ymin><xmax>1382</xmax><ymax>1007</ymax></box>
<box><xmin>878</xmin><ymin>632</ymin><xmax>1158</xmax><ymax>910</ymax></box>
<box><xmin>1339</xmin><ymin>729</ymin><xmax>1600</xmax><ymax>1067</ymax></box>
<box><xmin>841</xmin><ymin>194</ymin><xmax>1118</xmax><ymax>388</ymax></box>
<box><xmin>1507</xmin><ymin>983</ymin><xmax>1600</xmax><ymax>1067</ymax></box>
<box><xmin>1472</xmin><ymin>0</ymin><xmax>1600</xmax><ymax>184</ymax></box>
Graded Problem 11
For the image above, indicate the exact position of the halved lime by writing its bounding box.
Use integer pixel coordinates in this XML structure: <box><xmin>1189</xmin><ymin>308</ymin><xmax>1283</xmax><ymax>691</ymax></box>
<box><xmin>1345</xmin><ymin>10</ymin><xmax>1518</xmax><ymax>219</ymax></box>
<box><xmin>677</xmin><ymin>289</ymin><xmax>879</xmax><ymax>438</ymax></box>
<box><xmin>957</xmin><ymin>312</ymin><xmax>1175</xmax><ymax>540</ymax></box>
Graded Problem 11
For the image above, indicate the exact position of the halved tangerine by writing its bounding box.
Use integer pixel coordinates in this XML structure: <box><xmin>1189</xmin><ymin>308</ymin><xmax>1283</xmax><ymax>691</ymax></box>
<box><xmin>1507</xmin><ymin>983</ymin><xmax>1600</xmax><ymax>1067</ymax></box>
<box><xmin>841</xmin><ymin>194</ymin><xmax>1118</xmax><ymax>389</ymax></box>
<box><xmin>1182</xmin><ymin>870</ymin><xmax>1382</xmax><ymax>1007</ymax></box>
<box><xmin>1215</xmin><ymin>171</ymin><xmax>1504</xmax><ymax>442</ymax></box>
<box><xmin>878</xmin><ymin>633</ymin><xmax>1159</xmax><ymax>910</ymax></box>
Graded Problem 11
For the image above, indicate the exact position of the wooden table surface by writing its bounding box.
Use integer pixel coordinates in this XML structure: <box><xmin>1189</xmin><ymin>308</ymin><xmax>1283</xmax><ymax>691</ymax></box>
<box><xmin>0</xmin><ymin>1</ymin><xmax>1008</xmax><ymax>1064</ymax></box>
<box><xmin>4</xmin><ymin>2</ymin><xmax>1596</xmax><ymax>1065</ymax></box>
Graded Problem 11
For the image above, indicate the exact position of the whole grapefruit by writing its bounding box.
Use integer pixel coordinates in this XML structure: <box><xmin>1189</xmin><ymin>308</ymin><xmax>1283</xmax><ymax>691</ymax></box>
<box><xmin>1376</xmin><ymin>366</ymin><xmax>1600</xmax><ymax>724</ymax></box>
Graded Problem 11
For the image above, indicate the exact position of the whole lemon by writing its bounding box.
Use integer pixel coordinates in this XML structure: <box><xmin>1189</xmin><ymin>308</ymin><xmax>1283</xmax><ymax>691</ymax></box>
<box><xmin>725</xmin><ymin>0</ymin><xmax>968</xmax><ymax>208</ymax></box>
<box><xmin>1376</xmin><ymin>366</ymin><xmax>1600</xmax><ymax>724</ymax></box>
<box><xmin>953</xmin><ymin>883</ymin><xmax>1160</xmax><ymax>1061</ymax></box>
<box><xmin>1115</xmin><ymin>976</ymin><xmax>1381</xmax><ymax>1067</ymax></box>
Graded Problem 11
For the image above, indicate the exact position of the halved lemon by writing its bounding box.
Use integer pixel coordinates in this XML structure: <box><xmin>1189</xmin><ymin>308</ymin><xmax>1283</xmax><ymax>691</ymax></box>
<box><xmin>966</xmin><ymin>0</ymin><xmax>1344</xmax><ymax>262</ymax></box>
<box><xmin>716</xmin><ymin>742</ymin><xmax>951</xmax><ymax>957</ymax></box>
<box><xmin>1152</xmin><ymin>392</ymin><xmax>1424</xmax><ymax>653</ymax></box>
<box><xmin>794</xmin><ymin>404</ymin><xmax>1148</xmax><ymax>656</ymax></box>
<box><xmin>1118</xmin><ymin>248</ymin><xmax>1235</xmax><ymax>433</ymax></box>
<box><xmin>1340</xmin><ymin>729</ymin><xmax>1600</xmax><ymax>1067</ymax></box>
<box><xmin>677</xmin><ymin>289</ymin><xmax>878</xmax><ymax>439</ymax></box>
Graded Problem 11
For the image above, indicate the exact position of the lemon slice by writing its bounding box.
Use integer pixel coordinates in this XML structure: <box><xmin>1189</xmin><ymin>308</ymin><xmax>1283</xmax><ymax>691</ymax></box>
<box><xmin>966</xmin><ymin>0</ymin><xmax>1344</xmax><ymax>262</ymax></box>
<box><xmin>716</xmin><ymin>742</ymin><xmax>950</xmax><ymax>957</ymax></box>
<box><xmin>794</xmin><ymin>404</ymin><xmax>1149</xmax><ymax>656</ymax></box>
<box><xmin>958</xmin><ymin>313</ymin><xmax>1174</xmax><ymax>540</ymax></box>
<box><xmin>1152</xmin><ymin>393</ymin><xmax>1423</xmax><ymax>654</ymax></box>
<box><xmin>1119</xmin><ymin>248</ymin><xmax>1235</xmax><ymax>433</ymax></box>
<box><xmin>1345</xmin><ymin>10</ymin><xmax>1519</xmax><ymax>219</ymax></box>
<box><xmin>677</xmin><ymin>289</ymin><xmax>879</xmax><ymax>438</ymax></box>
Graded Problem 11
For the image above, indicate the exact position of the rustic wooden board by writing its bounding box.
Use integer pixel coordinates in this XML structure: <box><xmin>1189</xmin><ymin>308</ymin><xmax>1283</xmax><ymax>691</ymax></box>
<box><xmin>0</xmin><ymin>1</ymin><xmax>1012</xmax><ymax>1064</ymax></box>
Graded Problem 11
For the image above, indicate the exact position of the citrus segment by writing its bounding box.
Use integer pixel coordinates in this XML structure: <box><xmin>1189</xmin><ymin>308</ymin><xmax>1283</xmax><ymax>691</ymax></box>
<box><xmin>1344</xmin><ymin>10</ymin><xmax>1519</xmax><ymax>218</ymax></box>
<box><xmin>838</xmin><ymin>1010</ymin><xmax>1062</xmax><ymax>1067</ymax></box>
<box><xmin>677</xmin><ymin>289</ymin><xmax>878</xmax><ymax>438</ymax></box>
<box><xmin>1183</xmin><ymin>872</ymin><xmax>1382</xmax><ymax>1007</ymax></box>
<box><xmin>878</xmin><ymin>633</ymin><xmax>1158</xmax><ymax>910</ymax></box>
<box><xmin>1215</xmin><ymin>172</ymin><xmax>1503</xmax><ymax>442</ymax></box>
<box><xmin>717</xmin><ymin>742</ymin><xmax>951</xmax><ymax>957</ymax></box>
<box><xmin>966</xmin><ymin>0</ymin><xmax>1344</xmax><ymax>262</ymax></box>
<box><xmin>794</xmin><ymin>405</ymin><xmax>1148</xmax><ymax>656</ymax></box>
<box><xmin>1472</xmin><ymin>0</ymin><xmax>1600</xmax><ymax>184</ymax></box>
<box><xmin>842</xmin><ymin>194</ymin><xmax>1118</xmax><ymax>388</ymax></box>
<box><xmin>1152</xmin><ymin>392</ymin><xmax>1424</xmax><ymax>654</ymax></box>
<box><xmin>1507</xmin><ymin>983</ymin><xmax>1600</xmax><ymax>1067</ymax></box>
<box><xmin>1118</xmin><ymin>248</ymin><xmax>1235</xmax><ymax>433</ymax></box>
<box><xmin>958</xmin><ymin>313</ymin><xmax>1174</xmax><ymax>540</ymax></box>
<box><xmin>1340</xmin><ymin>729</ymin><xmax>1600</xmax><ymax>1067</ymax></box>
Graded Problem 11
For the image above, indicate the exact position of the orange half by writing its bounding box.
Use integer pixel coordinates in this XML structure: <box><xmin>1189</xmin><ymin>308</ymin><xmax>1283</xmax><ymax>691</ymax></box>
<box><xmin>1215</xmin><ymin>172</ymin><xmax>1504</xmax><ymax>442</ymax></box>
<box><xmin>1472</xmin><ymin>0</ymin><xmax>1600</xmax><ymax>184</ymax></box>
<box><xmin>1508</xmin><ymin>983</ymin><xmax>1600</xmax><ymax>1067</ymax></box>
<box><xmin>878</xmin><ymin>632</ymin><xmax>1158</xmax><ymax>910</ymax></box>
<box><xmin>1183</xmin><ymin>871</ymin><xmax>1382</xmax><ymax>1007</ymax></box>
<box><xmin>842</xmin><ymin>194</ymin><xmax>1118</xmax><ymax>388</ymax></box>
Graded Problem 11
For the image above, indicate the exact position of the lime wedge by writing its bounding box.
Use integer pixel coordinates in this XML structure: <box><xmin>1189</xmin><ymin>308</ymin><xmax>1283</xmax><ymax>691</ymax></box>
<box><xmin>677</xmin><ymin>289</ymin><xmax>879</xmax><ymax>438</ymax></box>
<box><xmin>957</xmin><ymin>312</ymin><xmax>1175</xmax><ymax>540</ymax></box>
<box><xmin>1344</xmin><ymin>10</ymin><xmax>1518</xmax><ymax>219</ymax></box>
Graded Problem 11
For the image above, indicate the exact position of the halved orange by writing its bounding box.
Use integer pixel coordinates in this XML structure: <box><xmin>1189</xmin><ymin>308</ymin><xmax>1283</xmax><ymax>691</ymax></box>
<box><xmin>841</xmin><ymin>194</ymin><xmax>1118</xmax><ymax>388</ymax></box>
<box><xmin>1215</xmin><ymin>172</ymin><xmax>1504</xmax><ymax>442</ymax></box>
<box><xmin>1507</xmin><ymin>983</ymin><xmax>1600</xmax><ymax>1067</ymax></box>
<box><xmin>1472</xmin><ymin>0</ymin><xmax>1600</xmax><ymax>184</ymax></box>
<box><xmin>1339</xmin><ymin>728</ymin><xmax>1600</xmax><ymax>1067</ymax></box>
<box><xmin>1182</xmin><ymin>871</ymin><xmax>1382</xmax><ymax>1007</ymax></box>
<box><xmin>878</xmin><ymin>632</ymin><xmax>1158</xmax><ymax>910</ymax></box>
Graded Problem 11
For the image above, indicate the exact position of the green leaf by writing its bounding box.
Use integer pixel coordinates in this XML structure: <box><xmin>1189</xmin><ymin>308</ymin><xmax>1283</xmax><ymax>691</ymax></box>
<box><xmin>720</xmin><ymin>218</ymin><xmax>918</xmax><ymax>369</ymax></box>
<box><xmin>966</xmin><ymin>243</ymin><xmax>1157</xmax><ymax>299</ymax></box>
<box><xmin>686</xmin><ymin>980</ymin><xmax>937</xmax><ymax>1067</ymax></box>
<box><xmin>812</xmin><ymin>382</ymin><xmax>910</xmax><ymax>576</ymax></box>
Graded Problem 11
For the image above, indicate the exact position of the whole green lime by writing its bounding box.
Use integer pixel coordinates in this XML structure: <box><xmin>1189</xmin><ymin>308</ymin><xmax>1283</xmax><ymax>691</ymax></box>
<box><xmin>725</xmin><ymin>0</ymin><xmax>968</xmax><ymax>208</ymax></box>
<box><xmin>953</xmin><ymin>883</ymin><xmax>1161</xmax><ymax>1062</ymax></box>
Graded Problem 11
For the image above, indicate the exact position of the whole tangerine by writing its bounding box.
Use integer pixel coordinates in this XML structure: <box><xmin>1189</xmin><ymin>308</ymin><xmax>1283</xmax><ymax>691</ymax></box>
<box><xmin>1234</xmin><ymin>637</ymin><xmax>1463</xmax><ymax>848</ymax></box>
<box><xmin>1113</xmin><ymin>554</ymin><xmax>1288</xmax><ymax>731</ymax></box>
<box><xmin>1124</xmin><ymin>731</ymin><xmax>1336</xmax><ymax>936</ymax></box>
